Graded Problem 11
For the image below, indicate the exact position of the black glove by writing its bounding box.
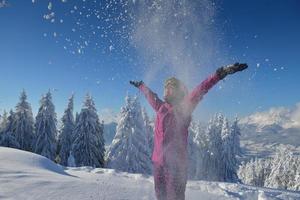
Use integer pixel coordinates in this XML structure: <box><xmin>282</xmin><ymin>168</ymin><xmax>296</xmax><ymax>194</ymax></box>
<box><xmin>216</xmin><ymin>63</ymin><xmax>248</xmax><ymax>80</ymax></box>
<box><xmin>129</xmin><ymin>80</ymin><xmax>144</xmax><ymax>88</ymax></box>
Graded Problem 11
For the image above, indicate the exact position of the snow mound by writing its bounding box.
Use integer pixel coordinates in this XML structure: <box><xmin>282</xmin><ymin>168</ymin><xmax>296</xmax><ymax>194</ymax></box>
<box><xmin>0</xmin><ymin>147</ymin><xmax>68</xmax><ymax>176</ymax></box>
<box><xmin>1</xmin><ymin>147</ymin><xmax>300</xmax><ymax>200</ymax></box>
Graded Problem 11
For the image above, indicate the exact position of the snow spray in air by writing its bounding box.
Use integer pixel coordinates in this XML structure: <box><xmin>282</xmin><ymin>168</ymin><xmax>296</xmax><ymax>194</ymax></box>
<box><xmin>130</xmin><ymin>0</ymin><xmax>218</xmax><ymax>86</ymax></box>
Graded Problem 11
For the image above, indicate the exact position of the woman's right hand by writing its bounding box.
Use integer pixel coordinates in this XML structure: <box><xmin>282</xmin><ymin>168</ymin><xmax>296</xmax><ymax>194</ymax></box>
<box><xmin>129</xmin><ymin>80</ymin><xmax>144</xmax><ymax>88</ymax></box>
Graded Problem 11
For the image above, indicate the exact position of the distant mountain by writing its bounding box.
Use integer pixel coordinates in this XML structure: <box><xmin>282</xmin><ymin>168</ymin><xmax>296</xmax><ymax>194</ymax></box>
<box><xmin>240</xmin><ymin>102</ymin><xmax>300</xmax><ymax>130</ymax></box>
<box><xmin>240</xmin><ymin>122</ymin><xmax>300</xmax><ymax>146</ymax></box>
<box><xmin>238</xmin><ymin>103</ymin><xmax>300</xmax><ymax>158</ymax></box>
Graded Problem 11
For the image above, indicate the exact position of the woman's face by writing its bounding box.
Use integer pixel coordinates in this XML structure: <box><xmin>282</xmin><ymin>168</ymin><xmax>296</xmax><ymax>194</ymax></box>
<box><xmin>164</xmin><ymin>85</ymin><xmax>174</xmax><ymax>103</ymax></box>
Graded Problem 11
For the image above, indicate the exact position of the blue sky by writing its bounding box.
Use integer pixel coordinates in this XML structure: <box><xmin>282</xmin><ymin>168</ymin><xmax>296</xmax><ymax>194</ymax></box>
<box><xmin>0</xmin><ymin>0</ymin><xmax>299</xmax><ymax>122</ymax></box>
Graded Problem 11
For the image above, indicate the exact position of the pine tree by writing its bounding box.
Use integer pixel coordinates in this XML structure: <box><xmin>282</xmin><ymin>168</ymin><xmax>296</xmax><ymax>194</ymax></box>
<box><xmin>238</xmin><ymin>158</ymin><xmax>264</xmax><ymax>186</ymax></box>
<box><xmin>205</xmin><ymin>114</ymin><xmax>224</xmax><ymax>181</ymax></box>
<box><xmin>193</xmin><ymin>121</ymin><xmax>209</xmax><ymax>180</ymax></box>
<box><xmin>58</xmin><ymin>95</ymin><xmax>75</xmax><ymax>166</ymax></box>
<box><xmin>106</xmin><ymin>95</ymin><xmax>152</xmax><ymax>174</ymax></box>
<box><xmin>187</xmin><ymin>115</ymin><xmax>242</xmax><ymax>182</ymax></box>
<box><xmin>34</xmin><ymin>91</ymin><xmax>57</xmax><ymax>161</ymax></box>
<box><xmin>238</xmin><ymin>150</ymin><xmax>300</xmax><ymax>190</ymax></box>
<box><xmin>293</xmin><ymin>164</ymin><xmax>300</xmax><ymax>191</ymax></box>
<box><xmin>0</xmin><ymin>110</ymin><xmax>8</xmax><ymax>132</ymax></box>
<box><xmin>265</xmin><ymin>148</ymin><xmax>298</xmax><ymax>190</ymax></box>
<box><xmin>0</xmin><ymin>131</ymin><xmax>20</xmax><ymax>148</ymax></box>
<box><xmin>231</xmin><ymin>118</ymin><xmax>242</xmax><ymax>157</ymax></box>
<box><xmin>0</xmin><ymin>110</ymin><xmax>20</xmax><ymax>148</ymax></box>
<box><xmin>141</xmin><ymin>107</ymin><xmax>153</xmax><ymax>155</ymax></box>
<box><xmin>215</xmin><ymin>113</ymin><xmax>224</xmax><ymax>134</ymax></box>
<box><xmin>187</xmin><ymin>121</ymin><xmax>199</xmax><ymax>179</ymax></box>
<box><xmin>221</xmin><ymin>117</ymin><xmax>238</xmax><ymax>182</ymax></box>
<box><xmin>72</xmin><ymin>94</ymin><xmax>105</xmax><ymax>167</ymax></box>
<box><xmin>13</xmin><ymin>90</ymin><xmax>35</xmax><ymax>151</ymax></box>
<box><xmin>5</xmin><ymin>110</ymin><xmax>16</xmax><ymax>133</ymax></box>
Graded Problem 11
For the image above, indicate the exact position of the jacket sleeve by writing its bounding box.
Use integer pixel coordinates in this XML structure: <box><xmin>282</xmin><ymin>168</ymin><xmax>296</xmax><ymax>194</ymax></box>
<box><xmin>184</xmin><ymin>73</ymin><xmax>220</xmax><ymax>113</ymax></box>
<box><xmin>139</xmin><ymin>84</ymin><xmax>164</xmax><ymax>112</ymax></box>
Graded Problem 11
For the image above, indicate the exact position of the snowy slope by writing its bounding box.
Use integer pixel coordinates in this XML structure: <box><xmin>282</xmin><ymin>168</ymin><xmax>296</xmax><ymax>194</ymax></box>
<box><xmin>1</xmin><ymin>147</ymin><xmax>300</xmax><ymax>200</ymax></box>
<box><xmin>239</xmin><ymin>122</ymin><xmax>300</xmax><ymax>158</ymax></box>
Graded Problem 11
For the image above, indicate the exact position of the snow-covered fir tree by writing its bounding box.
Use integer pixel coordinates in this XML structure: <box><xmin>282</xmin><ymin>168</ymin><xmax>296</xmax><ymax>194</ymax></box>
<box><xmin>58</xmin><ymin>95</ymin><xmax>75</xmax><ymax>166</ymax></box>
<box><xmin>141</xmin><ymin>107</ymin><xmax>153</xmax><ymax>155</ymax></box>
<box><xmin>214</xmin><ymin>113</ymin><xmax>224</xmax><ymax>137</ymax></box>
<box><xmin>231</xmin><ymin>118</ymin><xmax>242</xmax><ymax>157</ymax></box>
<box><xmin>0</xmin><ymin>110</ymin><xmax>8</xmax><ymax>132</ymax></box>
<box><xmin>221</xmin><ymin>117</ymin><xmax>239</xmax><ymax>182</ymax></box>
<box><xmin>34</xmin><ymin>91</ymin><xmax>57</xmax><ymax>161</ymax></box>
<box><xmin>0</xmin><ymin>110</ymin><xmax>20</xmax><ymax>148</ymax></box>
<box><xmin>265</xmin><ymin>148</ymin><xmax>299</xmax><ymax>190</ymax></box>
<box><xmin>72</xmin><ymin>94</ymin><xmax>105</xmax><ymax>167</ymax></box>
<box><xmin>13</xmin><ymin>90</ymin><xmax>34</xmax><ymax>151</ymax></box>
<box><xmin>205</xmin><ymin>114</ymin><xmax>224</xmax><ymax>181</ymax></box>
<box><xmin>0</xmin><ymin>131</ymin><xmax>20</xmax><ymax>149</ymax></box>
<box><xmin>293</xmin><ymin>165</ymin><xmax>300</xmax><ymax>191</ymax></box>
<box><xmin>188</xmin><ymin>121</ymin><xmax>210</xmax><ymax>180</ymax></box>
<box><xmin>238</xmin><ymin>157</ymin><xmax>272</xmax><ymax>187</ymax></box>
<box><xmin>185</xmin><ymin>114</ymin><xmax>242</xmax><ymax>182</ymax></box>
<box><xmin>5</xmin><ymin>110</ymin><xmax>16</xmax><ymax>133</ymax></box>
<box><xmin>106</xmin><ymin>95</ymin><xmax>152</xmax><ymax>174</ymax></box>
<box><xmin>193</xmin><ymin>121</ymin><xmax>210</xmax><ymax>180</ymax></box>
<box><xmin>238</xmin><ymin>148</ymin><xmax>300</xmax><ymax>191</ymax></box>
<box><xmin>187</xmin><ymin>121</ymin><xmax>200</xmax><ymax>179</ymax></box>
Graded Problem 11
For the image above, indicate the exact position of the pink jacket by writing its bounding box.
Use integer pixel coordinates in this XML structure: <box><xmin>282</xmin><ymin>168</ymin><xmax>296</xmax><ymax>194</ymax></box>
<box><xmin>139</xmin><ymin>73</ymin><xmax>220</xmax><ymax>166</ymax></box>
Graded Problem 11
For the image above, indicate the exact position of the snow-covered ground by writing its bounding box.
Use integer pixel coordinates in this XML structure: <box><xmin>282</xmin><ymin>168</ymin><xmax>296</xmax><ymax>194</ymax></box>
<box><xmin>1</xmin><ymin>147</ymin><xmax>300</xmax><ymax>200</ymax></box>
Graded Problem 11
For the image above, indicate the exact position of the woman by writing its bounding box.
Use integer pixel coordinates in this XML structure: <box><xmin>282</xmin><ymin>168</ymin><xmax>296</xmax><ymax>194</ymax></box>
<box><xmin>130</xmin><ymin>63</ymin><xmax>248</xmax><ymax>200</ymax></box>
